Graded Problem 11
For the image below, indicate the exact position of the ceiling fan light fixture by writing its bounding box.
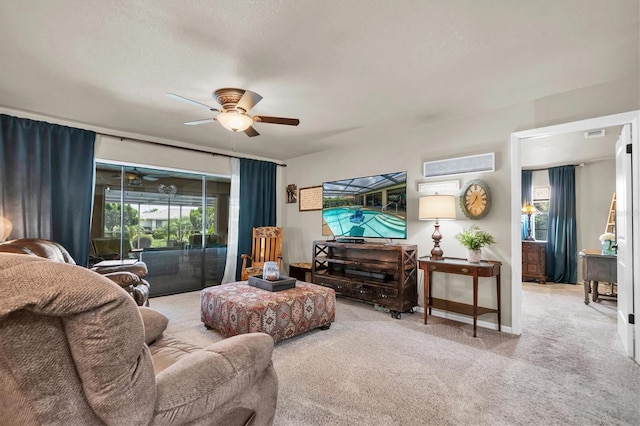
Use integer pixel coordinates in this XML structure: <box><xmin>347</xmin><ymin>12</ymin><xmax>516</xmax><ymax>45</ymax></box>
<box><xmin>216</xmin><ymin>111</ymin><xmax>254</xmax><ymax>132</ymax></box>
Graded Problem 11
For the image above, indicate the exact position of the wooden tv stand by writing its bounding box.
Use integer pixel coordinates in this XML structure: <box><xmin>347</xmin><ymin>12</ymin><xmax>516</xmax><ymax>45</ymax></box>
<box><xmin>312</xmin><ymin>240</ymin><xmax>418</xmax><ymax>319</ymax></box>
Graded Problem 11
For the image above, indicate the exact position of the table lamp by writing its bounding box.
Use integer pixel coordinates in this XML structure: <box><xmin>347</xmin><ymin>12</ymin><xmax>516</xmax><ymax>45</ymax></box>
<box><xmin>0</xmin><ymin>217</ymin><xmax>12</xmax><ymax>242</ymax></box>
<box><xmin>521</xmin><ymin>204</ymin><xmax>537</xmax><ymax>241</ymax></box>
<box><xmin>419</xmin><ymin>195</ymin><xmax>456</xmax><ymax>260</ymax></box>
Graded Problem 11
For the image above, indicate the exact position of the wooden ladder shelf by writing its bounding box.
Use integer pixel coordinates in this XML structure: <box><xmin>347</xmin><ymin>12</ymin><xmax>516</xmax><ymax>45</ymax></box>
<box><xmin>605</xmin><ymin>193</ymin><xmax>616</xmax><ymax>234</ymax></box>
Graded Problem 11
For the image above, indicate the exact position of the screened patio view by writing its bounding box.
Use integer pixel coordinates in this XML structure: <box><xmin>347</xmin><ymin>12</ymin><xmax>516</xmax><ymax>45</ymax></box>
<box><xmin>91</xmin><ymin>163</ymin><xmax>231</xmax><ymax>296</ymax></box>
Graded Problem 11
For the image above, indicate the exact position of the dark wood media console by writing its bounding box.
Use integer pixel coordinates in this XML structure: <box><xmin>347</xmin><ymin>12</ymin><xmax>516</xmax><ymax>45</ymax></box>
<box><xmin>312</xmin><ymin>240</ymin><xmax>418</xmax><ymax>319</ymax></box>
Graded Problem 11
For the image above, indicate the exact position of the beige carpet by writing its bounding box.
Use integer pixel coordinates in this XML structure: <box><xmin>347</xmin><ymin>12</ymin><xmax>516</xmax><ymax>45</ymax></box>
<box><xmin>150</xmin><ymin>283</ymin><xmax>640</xmax><ymax>426</ymax></box>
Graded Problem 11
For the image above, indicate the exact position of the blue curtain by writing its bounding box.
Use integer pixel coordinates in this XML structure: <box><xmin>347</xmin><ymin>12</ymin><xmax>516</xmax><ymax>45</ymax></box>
<box><xmin>0</xmin><ymin>114</ymin><xmax>95</xmax><ymax>266</ymax></box>
<box><xmin>521</xmin><ymin>170</ymin><xmax>533</xmax><ymax>240</ymax></box>
<box><xmin>546</xmin><ymin>165</ymin><xmax>577</xmax><ymax>283</ymax></box>
<box><xmin>236</xmin><ymin>158</ymin><xmax>277</xmax><ymax>280</ymax></box>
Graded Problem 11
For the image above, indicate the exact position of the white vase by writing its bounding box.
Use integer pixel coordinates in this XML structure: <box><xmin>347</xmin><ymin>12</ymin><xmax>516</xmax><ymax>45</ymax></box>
<box><xmin>466</xmin><ymin>249</ymin><xmax>481</xmax><ymax>263</ymax></box>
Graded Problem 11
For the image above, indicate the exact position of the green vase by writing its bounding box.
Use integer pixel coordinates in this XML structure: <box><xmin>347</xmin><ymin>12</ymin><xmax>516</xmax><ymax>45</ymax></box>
<box><xmin>601</xmin><ymin>240</ymin><xmax>615</xmax><ymax>255</ymax></box>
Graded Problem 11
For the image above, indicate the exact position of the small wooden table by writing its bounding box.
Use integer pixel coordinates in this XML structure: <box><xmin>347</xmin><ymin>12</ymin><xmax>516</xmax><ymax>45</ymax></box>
<box><xmin>579</xmin><ymin>250</ymin><xmax>617</xmax><ymax>305</ymax></box>
<box><xmin>289</xmin><ymin>262</ymin><xmax>313</xmax><ymax>282</ymax></box>
<box><xmin>419</xmin><ymin>256</ymin><xmax>501</xmax><ymax>337</ymax></box>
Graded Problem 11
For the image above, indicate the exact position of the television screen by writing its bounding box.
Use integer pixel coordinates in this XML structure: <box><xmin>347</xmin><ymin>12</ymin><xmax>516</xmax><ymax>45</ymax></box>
<box><xmin>322</xmin><ymin>171</ymin><xmax>407</xmax><ymax>239</ymax></box>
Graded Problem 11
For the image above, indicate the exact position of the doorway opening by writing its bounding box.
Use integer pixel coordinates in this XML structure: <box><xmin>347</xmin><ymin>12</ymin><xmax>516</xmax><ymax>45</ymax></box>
<box><xmin>510</xmin><ymin>111</ymin><xmax>640</xmax><ymax>363</ymax></box>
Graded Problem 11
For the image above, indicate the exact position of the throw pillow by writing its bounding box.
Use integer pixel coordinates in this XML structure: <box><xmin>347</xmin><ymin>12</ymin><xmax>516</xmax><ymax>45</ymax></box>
<box><xmin>138</xmin><ymin>307</ymin><xmax>169</xmax><ymax>345</ymax></box>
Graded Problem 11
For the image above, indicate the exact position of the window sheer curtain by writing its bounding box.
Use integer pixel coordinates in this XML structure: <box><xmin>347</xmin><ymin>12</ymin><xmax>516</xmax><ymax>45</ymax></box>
<box><xmin>521</xmin><ymin>170</ymin><xmax>533</xmax><ymax>240</ymax></box>
<box><xmin>222</xmin><ymin>158</ymin><xmax>240</xmax><ymax>284</ymax></box>
<box><xmin>235</xmin><ymin>158</ymin><xmax>277</xmax><ymax>281</ymax></box>
<box><xmin>546</xmin><ymin>165</ymin><xmax>577</xmax><ymax>283</ymax></box>
<box><xmin>0</xmin><ymin>114</ymin><xmax>95</xmax><ymax>266</ymax></box>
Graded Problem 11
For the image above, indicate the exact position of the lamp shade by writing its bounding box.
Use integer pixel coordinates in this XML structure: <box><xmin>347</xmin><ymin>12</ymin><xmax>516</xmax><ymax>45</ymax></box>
<box><xmin>0</xmin><ymin>217</ymin><xmax>12</xmax><ymax>242</ymax></box>
<box><xmin>216</xmin><ymin>111</ymin><xmax>254</xmax><ymax>132</ymax></box>
<box><xmin>521</xmin><ymin>204</ymin><xmax>537</xmax><ymax>215</ymax></box>
<box><xmin>419</xmin><ymin>195</ymin><xmax>456</xmax><ymax>220</ymax></box>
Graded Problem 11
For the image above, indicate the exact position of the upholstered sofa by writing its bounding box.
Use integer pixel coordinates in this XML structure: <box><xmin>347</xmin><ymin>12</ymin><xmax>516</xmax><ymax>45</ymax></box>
<box><xmin>0</xmin><ymin>238</ymin><xmax>151</xmax><ymax>306</ymax></box>
<box><xmin>0</xmin><ymin>253</ymin><xmax>278</xmax><ymax>425</ymax></box>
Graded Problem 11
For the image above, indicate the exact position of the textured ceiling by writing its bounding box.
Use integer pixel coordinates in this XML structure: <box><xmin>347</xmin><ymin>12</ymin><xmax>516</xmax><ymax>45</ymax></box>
<box><xmin>521</xmin><ymin>125</ymin><xmax>623</xmax><ymax>170</ymax></box>
<box><xmin>0</xmin><ymin>0</ymin><xmax>637</xmax><ymax>161</ymax></box>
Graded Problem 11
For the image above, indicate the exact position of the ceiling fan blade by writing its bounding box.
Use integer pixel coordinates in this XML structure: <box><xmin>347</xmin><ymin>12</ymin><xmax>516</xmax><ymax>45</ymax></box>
<box><xmin>254</xmin><ymin>116</ymin><xmax>300</xmax><ymax>126</ymax></box>
<box><xmin>244</xmin><ymin>126</ymin><xmax>260</xmax><ymax>137</ymax></box>
<box><xmin>143</xmin><ymin>176</ymin><xmax>159</xmax><ymax>181</ymax></box>
<box><xmin>236</xmin><ymin>90</ymin><xmax>263</xmax><ymax>113</ymax></box>
<box><xmin>166</xmin><ymin>93</ymin><xmax>219</xmax><ymax>111</ymax></box>
<box><xmin>184</xmin><ymin>118</ymin><xmax>215</xmax><ymax>126</ymax></box>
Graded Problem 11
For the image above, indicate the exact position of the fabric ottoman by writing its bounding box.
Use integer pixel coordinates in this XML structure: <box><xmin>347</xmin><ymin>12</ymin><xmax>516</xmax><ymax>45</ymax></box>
<box><xmin>201</xmin><ymin>281</ymin><xmax>336</xmax><ymax>342</ymax></box>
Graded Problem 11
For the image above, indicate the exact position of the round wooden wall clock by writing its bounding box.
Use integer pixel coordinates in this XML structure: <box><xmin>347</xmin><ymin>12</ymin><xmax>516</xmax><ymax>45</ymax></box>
<box><xmin>460</xmin><ymin>179</ymin><xmax>491</xmax><ymax>219</ymax></box>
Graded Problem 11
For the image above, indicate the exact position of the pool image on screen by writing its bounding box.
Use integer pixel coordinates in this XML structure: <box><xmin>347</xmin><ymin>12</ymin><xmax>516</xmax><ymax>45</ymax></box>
<box><xmin>322</xmin><ymin>171</ymin><xmax>407</xmax><ymax>239</ymax></box>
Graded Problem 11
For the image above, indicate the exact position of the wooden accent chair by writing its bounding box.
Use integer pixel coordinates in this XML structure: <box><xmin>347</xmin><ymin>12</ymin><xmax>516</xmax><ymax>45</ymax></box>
<box><xmin>240</xmin><ymin>227</ymin><xmax>283</xmax><ymax>281</ymax></box>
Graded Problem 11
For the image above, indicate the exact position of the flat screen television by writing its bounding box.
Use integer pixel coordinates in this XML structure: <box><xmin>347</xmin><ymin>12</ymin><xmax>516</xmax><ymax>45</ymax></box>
<box><xmin>322</xmin><ymin>171</ymin><xmax>407</xmax><ymax>240</ymax></box>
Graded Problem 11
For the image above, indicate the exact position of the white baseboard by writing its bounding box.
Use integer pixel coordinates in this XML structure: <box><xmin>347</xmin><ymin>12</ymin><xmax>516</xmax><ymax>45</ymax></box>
<box><xmin>412</xmin><ymin>306</ymin><xmax>514</xmax><ymax>334</ymax></box>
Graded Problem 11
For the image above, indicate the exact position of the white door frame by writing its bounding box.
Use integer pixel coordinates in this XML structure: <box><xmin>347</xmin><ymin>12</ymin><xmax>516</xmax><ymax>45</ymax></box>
<box><xmin>510</xmin><ymin>111</ymin><xmax>640</xmax><ymax>346</ymax></box>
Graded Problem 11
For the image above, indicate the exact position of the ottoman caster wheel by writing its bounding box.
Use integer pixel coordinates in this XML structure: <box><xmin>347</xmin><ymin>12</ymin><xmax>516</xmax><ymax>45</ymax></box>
<box><xmin>204</xmin><ymin>324</ymin><xmax>212</xmax><ymax>330</ymax></box>
<box><xmin>319</xmin><ymin>323</ymin><xmax>331</xmax><ymax>330</ymax></box>
<box><xmin>391</xmin><ymin>311</ymin><xmax>401</xmax><ymax>319</ymax></box>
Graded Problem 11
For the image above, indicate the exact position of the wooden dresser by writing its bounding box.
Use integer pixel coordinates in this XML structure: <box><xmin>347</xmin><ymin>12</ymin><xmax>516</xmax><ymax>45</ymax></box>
<box><xmin>522</xmin><ymin>241</ymin><xmax>546</xmax><ymax>283</ymax></box>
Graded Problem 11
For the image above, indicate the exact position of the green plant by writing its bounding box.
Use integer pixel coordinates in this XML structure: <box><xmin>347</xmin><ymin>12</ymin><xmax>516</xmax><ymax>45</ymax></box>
<box><xmin>454</xmin><ymin>225</ymin><xmax>496</xmax><ymax>250</ymax></box>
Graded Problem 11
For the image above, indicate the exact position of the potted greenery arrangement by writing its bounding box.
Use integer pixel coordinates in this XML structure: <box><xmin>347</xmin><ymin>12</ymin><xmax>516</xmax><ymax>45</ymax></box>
<box><xmin>599</xmin><ymin>232</ymin><xmax>616</xmax><ymax>255</ymax></box>
<box><xmin>454</xmin><ymin>225</ymin><xmax>496</xmax><ymax>263</ymax></box>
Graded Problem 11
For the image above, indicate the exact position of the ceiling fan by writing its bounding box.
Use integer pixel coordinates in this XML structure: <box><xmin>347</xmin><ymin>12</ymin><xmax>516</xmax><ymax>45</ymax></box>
<box><xmin>111</xmin><ymin>168</ymin><xmax>169</xmax><ymax>185</ymax></box>
<box><xmin>166</xmin><ymin>88</ymin><xmax>300</xmax><ymax>137</ymax></box>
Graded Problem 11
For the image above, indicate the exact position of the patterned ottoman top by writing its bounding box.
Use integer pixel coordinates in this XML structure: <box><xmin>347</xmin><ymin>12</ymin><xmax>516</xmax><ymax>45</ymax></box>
<box><xmin>203</xmin><ymin>281</ymin><xmax>334</xmax><ymax>307</ymax></box>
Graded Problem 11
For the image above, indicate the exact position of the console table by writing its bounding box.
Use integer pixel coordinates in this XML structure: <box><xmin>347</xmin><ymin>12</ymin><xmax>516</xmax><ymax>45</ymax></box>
<box><xmin>419</xmin><ymin>256</ymin><xmax>501</xmax><ymax>337</ymax></box>
<box><xmin>579</xmin><ymin>250</ymin><xmax>617</xmax><ymax>305</ymax></box>
<box><xmin>289</xmin><ymin>262</ymin><xmax>313</xmax><ymax>282</ymax></box>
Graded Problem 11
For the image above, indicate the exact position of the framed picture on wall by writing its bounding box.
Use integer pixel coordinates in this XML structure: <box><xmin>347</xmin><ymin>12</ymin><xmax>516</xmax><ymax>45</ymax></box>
<box><xmin>286</xmin><ymin>184</ymin><xmax>297</xmax><ymax>204</ymax></box>
<box><xmin>299</xmin><ymin>186</ymin><xmax>323</xmax><ymax>211</ymax></box>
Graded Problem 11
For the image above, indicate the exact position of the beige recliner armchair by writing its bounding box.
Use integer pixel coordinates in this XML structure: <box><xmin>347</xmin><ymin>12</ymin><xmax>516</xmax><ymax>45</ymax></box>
<box><xmin>0</xmin><ymin>253</ymin><xmax>278</xmax><ymax>425</ymax></box>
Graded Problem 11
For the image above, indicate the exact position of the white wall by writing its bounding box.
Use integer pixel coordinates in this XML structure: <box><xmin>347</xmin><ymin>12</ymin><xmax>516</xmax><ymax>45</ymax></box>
<box><xmin>576</xmin><ymin>159</ymin><xmax>616</xmax><ymax>281</ymax></box>
<box><xmin>281</xmin><ymin>76</ymin><xmax>639</xmax><ymax>330</ymax></box>
<box><xmin>95</xmin><ymin>135</ymin><xmax>232</xmax><ymax>176</ymax></box>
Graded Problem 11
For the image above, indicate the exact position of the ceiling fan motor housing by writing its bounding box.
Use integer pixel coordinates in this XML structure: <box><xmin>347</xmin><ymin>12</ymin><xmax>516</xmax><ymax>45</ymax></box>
<box><xmin>213</xmin><ymin>88</ymin><xmax>246</xmax><ymax>112</ymax></box>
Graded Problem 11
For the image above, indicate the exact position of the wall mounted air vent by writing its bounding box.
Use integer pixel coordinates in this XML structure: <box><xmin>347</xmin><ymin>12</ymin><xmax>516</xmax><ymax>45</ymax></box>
<box><xmin>584</xmin><ymin>129</ymin><xmax>606</xmax><ymax>139</ymax></box>
<box><xmin>423</xmin><ymin>152</ymin><xmax>495</xmax><ymax>179</ymax></box>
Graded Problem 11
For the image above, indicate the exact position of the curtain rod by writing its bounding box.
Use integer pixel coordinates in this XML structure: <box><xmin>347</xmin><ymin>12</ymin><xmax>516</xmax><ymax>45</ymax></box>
<box><xmin>98</xmin><ymin>132</ymin><xmax>287</xmax><ymax>167</ymax></box>
<box><xmin>523</xmin><ymin>163</ymin><xmax>582</xmax><ymax>172</ymax></box>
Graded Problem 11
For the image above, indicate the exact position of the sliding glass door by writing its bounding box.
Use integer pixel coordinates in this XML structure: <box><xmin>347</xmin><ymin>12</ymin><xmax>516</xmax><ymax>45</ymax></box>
<box><xmin>92</xmin><ymin>163</ymin><xmax>230</xmax><ymax>296</ymax></box>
